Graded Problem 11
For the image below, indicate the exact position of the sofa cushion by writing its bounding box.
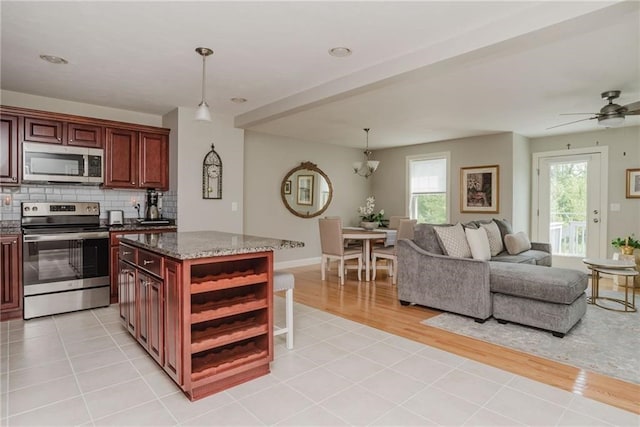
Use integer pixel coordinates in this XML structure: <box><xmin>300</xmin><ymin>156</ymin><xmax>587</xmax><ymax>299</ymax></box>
<box><xmin>520</xmin><ymin>249</ymin><xmax>552</xmax><ymax>266</ymax></box>
<box><xmin>413</xmin><ymin>224</ymin><xmax>446</xmax><ymax>255</ymax></box>
<box><xmin>489</xmin><ymin>262</ymin><xmax>587</xmax><ymax>304</ymax></box>
<box><xmin>504</xmin><ymin>231</ymin><xmax>532</xmax><ymax>255</ymax></box>
<box><xmin>465</xmin><ymin>227</ymin><xmax>491</xmax><ymax>261</ymax></box>
<box><xmin>479</xmin><ymin>220</ymin><xmax>504</xmax><ymax>256</ymax></box>
<box><xmin>434</xmin><ymin>223</ymin><xmax>471</xmax><ymax>258</ymax></box>
<box><xmin>491</xmin><ymin>253</ymin><xmax>536</xmax><ymax>264</ymax></box>
<box><xmin>492</xmin><ymin>249</ymin><xmax>551</xmax><ymax>266</ymax></box>
<box><xmin>493</xmin><ymin>218</ymin><xmax>514</xmax><ymax>240</ymax></box>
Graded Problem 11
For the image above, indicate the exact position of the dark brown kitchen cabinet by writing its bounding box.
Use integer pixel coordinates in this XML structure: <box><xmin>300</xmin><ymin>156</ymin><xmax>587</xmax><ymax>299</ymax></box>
<box><xmin>67</xmin><ymin>122</ymin><xmax>103</xmax><ymax>148</ymax></box>
<box><xmin>139</xmin><ymin>132</ymin><xmax>168</xmax><ymax>189</ymax></box>
<box><xmin>118</xmin><ymin>258</ymin><xmax>136</xmax><ymax>335</ymax></box>
<box><xmin>1</xmin><ymin>105</ymin><xmax>170</xmax><ymax>188</ymax></box>
<box><xmin>163</xmin><ymin>259</ymin><xmax>182</xmax><ymax>384</ymax></box>
<box><xmin>23</xmin><ymin>117</ymin><xmax>103</xmax><ymax>148</ymax></box>
<box><xmin>105</xmin><ymin>128</ymin><xmax>169</xmax><ymax>190</ymax></box>
<box><xmin>23</xmin><ymin>117</ymin><xmax>64</xmax><ymax>144</ymax></box>
<box><xmin>1</xmin><ymin>235</ymin><xmax>22</xmax><ymax>321</ymax></box>
<box><xmin>110</xmin><ymin>228</ymin><xmax>176</xmax><ymax>303</ymax></box>
<box><xmin>119</xmin><ymin>243</ymin><xmax>164</xmax><ymax>365</ymax></box>
<box><xmin>118</xmin><ymin>239</ymin><xmax>273</xmax><ymax>401</ymax></box>
<box><xmin>0</xmin><ymin>114</ymin><xmax>19</xmax><ymax>185</ymax></box>
<box><xmin>137</xmin><ymin>270</ymin><xmax>164</xmax><ymax>364</ymax></box>
<box><xmin>105</xmin><ymin>128</ymin><xmax>138</xmax><ymax>189</ymax></box>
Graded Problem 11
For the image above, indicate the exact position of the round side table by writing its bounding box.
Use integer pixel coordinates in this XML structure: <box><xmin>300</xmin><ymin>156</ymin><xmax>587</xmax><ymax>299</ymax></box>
<box><xmin>583</xmin><ymin>258</ymin><xmax>637</xmax><ymax>313</ymax></box>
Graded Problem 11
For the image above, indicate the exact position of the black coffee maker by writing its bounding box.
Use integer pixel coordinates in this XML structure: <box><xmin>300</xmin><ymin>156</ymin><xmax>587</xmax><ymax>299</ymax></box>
<box><xmin>144</xmin><ymin>189</ymin><xmax>161</xmax><ymax>220</ymax></box>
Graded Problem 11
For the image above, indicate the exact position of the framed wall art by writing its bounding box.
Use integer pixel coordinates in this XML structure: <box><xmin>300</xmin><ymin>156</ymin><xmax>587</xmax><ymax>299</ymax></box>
<box><xmin>626</xmin><ymin>168</ymin><xmax>640</xmax><ymax>198</ymax></box>
<box><xmin>297</xmin><ymin>175</ymin><xmax>314</xmax><ymax>206</ymax></box>
<box><xmin>460</xmin><ymin>165</ymin><xmax>499</xmax><ymax>213</ymax></box>
<box><xmin>284</xmin><ymin>180</ymin><xmax>291</xmax><ymax>195</ymax></box>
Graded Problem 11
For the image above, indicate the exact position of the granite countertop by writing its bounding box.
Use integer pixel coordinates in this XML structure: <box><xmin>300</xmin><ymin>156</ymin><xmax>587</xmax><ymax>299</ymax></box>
<box><xmin>119</xmin><ymin>230</ymin><xmax>304</xmax><ymax>260</ymax></box>
<box><xmin>109</xmin><ymin>224</ymin><xmax>178</xmax><ymax>233</ymax></box>
<box><xmin>0</xmin><ymin>221</ymin><xmax>21</xmax><ymax>234</ymax></box>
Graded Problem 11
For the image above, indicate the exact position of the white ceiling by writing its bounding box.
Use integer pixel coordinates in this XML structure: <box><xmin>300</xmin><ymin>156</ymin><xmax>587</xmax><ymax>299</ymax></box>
<box><xmin>1</xmin><ymin>1</ymin><xmax>639</xmax><ymax>149</ymax></box>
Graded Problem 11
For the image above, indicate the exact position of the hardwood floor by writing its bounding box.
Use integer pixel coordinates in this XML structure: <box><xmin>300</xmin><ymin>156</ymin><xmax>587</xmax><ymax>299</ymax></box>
<box><xmin>284</xmin><ymin>264</ymin><xmax>640</xmax><ymax>414</ymax></box>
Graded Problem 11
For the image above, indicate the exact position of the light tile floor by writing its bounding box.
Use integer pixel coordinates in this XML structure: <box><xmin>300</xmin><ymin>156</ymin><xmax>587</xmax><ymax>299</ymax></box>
<box><xmin>1</xmin><ymin>298</ymin><xmax>638</xmax><ymax>426</ymax></box>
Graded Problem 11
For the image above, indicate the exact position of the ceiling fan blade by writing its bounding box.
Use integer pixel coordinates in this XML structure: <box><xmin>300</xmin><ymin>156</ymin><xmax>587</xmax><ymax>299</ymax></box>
<box><xmin>559</xmin><ymin>113</ymin><xmax>598</xmax><ymax>116</ymax></box>
<box><xmin>622</xmin><ymin>100</ymin><xmax>640</xmax><ymax>115</ymax></box>
<box><xmin>546</xmin><ymin>116</ymin><xmax>597</xmax><ymax>130</ymax></box>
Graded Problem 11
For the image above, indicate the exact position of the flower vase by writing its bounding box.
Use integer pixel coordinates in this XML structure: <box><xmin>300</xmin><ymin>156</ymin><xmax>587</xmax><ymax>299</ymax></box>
<box><xmin>361</xmin><ymin>221</ymin><xmax>378</xmax><ymax>230</ymax></box>
<box><xmin>621</xmin><ymin>246</ymin><xmax>635</xmax><ymax>256</ymax></box>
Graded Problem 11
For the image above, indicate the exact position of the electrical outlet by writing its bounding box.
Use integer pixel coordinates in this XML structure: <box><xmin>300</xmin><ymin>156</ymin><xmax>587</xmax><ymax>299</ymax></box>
<box><xmin>231</xmin><ymin>202</ymin><xmax>238</xmax><ymax>212</ymax></box>
<box><xmin>610</xmin><ymin>203</ymin><xmax>620</xmax><ymax>212</ymax></box>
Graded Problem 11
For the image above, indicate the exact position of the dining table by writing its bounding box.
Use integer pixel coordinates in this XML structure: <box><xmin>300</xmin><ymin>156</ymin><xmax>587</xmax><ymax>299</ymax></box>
<box><xmin>342</xmin><ymin>227</ymin><xmax>397</xmax><ymax>281</ymax></box>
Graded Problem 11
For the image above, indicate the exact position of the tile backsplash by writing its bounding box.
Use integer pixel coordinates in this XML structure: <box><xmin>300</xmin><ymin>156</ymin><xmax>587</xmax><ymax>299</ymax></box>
<box><xmin>0</xmin><ymin>184</ymin><xmax>177</xmax><ymax>222</ymax></box>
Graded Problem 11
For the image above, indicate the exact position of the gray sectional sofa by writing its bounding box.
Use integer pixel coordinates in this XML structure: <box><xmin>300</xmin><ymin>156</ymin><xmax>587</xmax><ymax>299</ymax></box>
<box><xmin>397</xmin><ymin>220</ymin><xmax>588</xmax><ymax>337</ymax></box>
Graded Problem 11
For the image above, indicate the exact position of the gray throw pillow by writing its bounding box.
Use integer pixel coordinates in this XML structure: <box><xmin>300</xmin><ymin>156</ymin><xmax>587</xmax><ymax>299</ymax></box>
<box><xmin>480</xmin><ymin>220</ymin><xmax>504</xmax><ymax>256</ymax></box>
<box><xmin>504</xmin><ymin>231</ymin><xmax>532</xmax><ymax>255</ymax></box>
<box><xmin>433</xmin><ymin>223</ymin><xmax>472</xmax><ymax>258</ymax></box>
<box><xmin>493</xmin><ymin>218</ymin><xmax>514</xmax><ymax>240</ymax></box>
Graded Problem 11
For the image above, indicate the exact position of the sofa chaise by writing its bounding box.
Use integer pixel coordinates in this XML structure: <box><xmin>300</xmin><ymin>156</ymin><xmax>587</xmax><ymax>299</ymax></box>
<box><xmin>397</xmin><ymin>220</ymin><xmax>588</xmax><ymax>337</ymax></box>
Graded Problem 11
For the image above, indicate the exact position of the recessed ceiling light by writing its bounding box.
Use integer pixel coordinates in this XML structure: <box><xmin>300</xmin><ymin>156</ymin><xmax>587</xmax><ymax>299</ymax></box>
<box><xmin>328</xmin><ymin>47</ymin><xmax>352</xmax><ymax>58</ymax></box>
<box><xmin>39</xmin><ymin>54</ymin><xmax>68</xmax><ymax>64</ymax></box>
<box><xmin>230</xmin><ymin>97</ymin><xmax>247</xmax><ymax>103</ymax></box>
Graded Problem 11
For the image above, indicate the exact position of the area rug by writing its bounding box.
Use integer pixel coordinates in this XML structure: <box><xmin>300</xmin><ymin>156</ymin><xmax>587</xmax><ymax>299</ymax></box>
<box><xmin>422</xmin><ymin>291</ymin><xmax>640</xmax><ymax>384</ymax></box>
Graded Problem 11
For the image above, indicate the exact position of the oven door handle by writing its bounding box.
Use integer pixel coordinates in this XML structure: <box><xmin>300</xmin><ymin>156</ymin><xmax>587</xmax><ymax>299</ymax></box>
<box><xmin>23</xmin><ymin>232</ymin><xmax>109</xmax><ymax>242</ymax></box>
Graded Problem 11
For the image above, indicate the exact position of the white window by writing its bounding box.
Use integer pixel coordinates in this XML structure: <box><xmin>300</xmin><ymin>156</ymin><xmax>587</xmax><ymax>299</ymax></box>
<box><xmin>407</xmin><ymin>153</ymin><xmax>449</xmax><ymax>224</ymax></box>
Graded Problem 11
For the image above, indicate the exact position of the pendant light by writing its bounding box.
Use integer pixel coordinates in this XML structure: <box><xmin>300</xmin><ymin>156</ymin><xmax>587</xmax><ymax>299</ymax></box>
<box><xmin>353</xmin><ymin>128</ymin><xmax>379</xmax><ymax>178</ymax></box>
<box><xmin>195</xmin><ymin>47</ymin><xmax>213</xmax><ymax>121</ymax></box>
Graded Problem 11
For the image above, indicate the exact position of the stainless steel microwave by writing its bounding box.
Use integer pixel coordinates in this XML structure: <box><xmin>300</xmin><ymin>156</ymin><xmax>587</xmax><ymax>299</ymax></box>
<box><xmin>22</xmin><ymin>142</ymin><xmax>104</xmax><ymax>184</ymax></box>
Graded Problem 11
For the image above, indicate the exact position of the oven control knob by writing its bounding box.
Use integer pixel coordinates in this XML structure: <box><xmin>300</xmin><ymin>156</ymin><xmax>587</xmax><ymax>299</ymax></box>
<box><xmin>24</xmin><ymin>206</ymin><xmax>30</xmax><ymax>212</ymax></box>
<box><xmin>32</xmin><ymin>206</ymin><xmax>38</xmax><ymax>212</ymax></box>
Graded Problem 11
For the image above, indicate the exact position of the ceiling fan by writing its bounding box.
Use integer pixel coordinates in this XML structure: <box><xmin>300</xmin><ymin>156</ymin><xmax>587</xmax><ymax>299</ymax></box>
<box><xmin>548</xmin><ymin>90</ymin><xmax>640</xmax><ymax>129</ymax></box>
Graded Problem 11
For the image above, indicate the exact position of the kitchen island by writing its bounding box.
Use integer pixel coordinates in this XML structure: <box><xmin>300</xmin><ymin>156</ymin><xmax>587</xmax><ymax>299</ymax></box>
<box><xmin>118</xmin><ymin>230</ymin><xmax>303</xmax><ymax>401</ymax></box>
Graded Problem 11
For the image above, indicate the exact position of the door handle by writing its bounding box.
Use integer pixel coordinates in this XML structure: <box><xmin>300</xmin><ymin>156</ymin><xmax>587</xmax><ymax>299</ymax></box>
<box><xmin>593</xmin><ymin>210</ymin><xmax>599</xmax><ymax>215</ymax></box>
<box><xmin>593</xmin><ymin>218</ymin><xmax>599</xmax><ymax>223</ymax></box>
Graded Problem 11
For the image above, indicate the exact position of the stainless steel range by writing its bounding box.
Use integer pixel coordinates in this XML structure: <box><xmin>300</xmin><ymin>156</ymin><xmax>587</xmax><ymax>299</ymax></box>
<box><xmin>21</xmin><ymin>202</ymin><xmax>110</xmax><ymax>319</ymax></box>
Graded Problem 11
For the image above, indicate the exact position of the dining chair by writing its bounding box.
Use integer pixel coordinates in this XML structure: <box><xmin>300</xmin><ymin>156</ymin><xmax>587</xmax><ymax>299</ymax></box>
<box><xmin>319</xmin><ymin>218</ymin><xmax>362</xmax><ymax>285</ymax></box>
<box><xmin>371</xmin><ymin>219</ymin><xmax>416</xmax><ymax>284</ymax></box>
<box><xmin>388</xmin><ymin>215</ymin><xmax>410</xmax><ymax>230</ymax></box>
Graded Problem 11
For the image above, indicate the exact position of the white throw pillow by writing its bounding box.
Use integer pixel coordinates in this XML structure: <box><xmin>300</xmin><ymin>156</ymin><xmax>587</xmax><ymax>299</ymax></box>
<box><xmin>433</xmin><ymin>223</ymin><xmax>472</xmax><ymax>258</ymax></box>
<box><xmin>504</xmin><ymin>231</ymin><xmax>532</xmax><ymax>255</ymax></box>
<box><xmin>465</xmin><ymin>227</ymin><xmax>492</xmax><ymax>261</ymax></box>
<box><xmin>480</xmin><ymin>221</ymin><xmax>504</xmax><ymax>256</ymax></box>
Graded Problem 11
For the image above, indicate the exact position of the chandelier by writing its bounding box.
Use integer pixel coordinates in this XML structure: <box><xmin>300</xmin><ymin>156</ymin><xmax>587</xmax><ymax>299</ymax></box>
<box><xmin>353</xmin><ymin>128</ymin><xmax>379</xmax><ymax>178</ymax></box>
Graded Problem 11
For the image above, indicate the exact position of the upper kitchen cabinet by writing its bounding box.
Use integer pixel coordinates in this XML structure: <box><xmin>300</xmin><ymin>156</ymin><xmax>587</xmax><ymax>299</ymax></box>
<box><xmin>67</xmin><ymin>122</ymin><xmax>103</xmax><ymax>148</ymax></box>
<box><xmin>105</xmin><ymin>128</ymin><xmax>138</xmax><ymax>189</ymax></box>
<box><xmin>0</xmin><ymin>105</ymin><xmax>171</xmax><ymax>189</ymax></box>
<box><xmin>139</xmin><ymin>132</ymin><xmax>168</xmax><ymax>189</ymax></box>
<box><xmin>0</xmin><ymin>114</ymin><xmax>19</xmax><ymax>185</ymax></box>
<box><xmin>23</xmin><ymin>117</ymin><xmax>103</xmax><ymax>148</ymax></box>
<box><xmin>104</xmin><ymin>128</ymin><xmax>169</xmax><ymax>190</ymax></box>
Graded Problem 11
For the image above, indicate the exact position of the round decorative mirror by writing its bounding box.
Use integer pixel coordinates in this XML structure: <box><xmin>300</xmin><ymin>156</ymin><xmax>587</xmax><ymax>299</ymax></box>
<box><xmin>281</xmin><ymin>161</ymin><xmax>333</xmax><ymax>218</ymax></box>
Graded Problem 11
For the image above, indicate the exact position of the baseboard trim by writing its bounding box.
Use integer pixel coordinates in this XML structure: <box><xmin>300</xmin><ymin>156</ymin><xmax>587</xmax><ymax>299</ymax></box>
<box><xmin>275</xmin><ymin>257</ymin><xmax>321</xmax><ymax>270</ymax></box>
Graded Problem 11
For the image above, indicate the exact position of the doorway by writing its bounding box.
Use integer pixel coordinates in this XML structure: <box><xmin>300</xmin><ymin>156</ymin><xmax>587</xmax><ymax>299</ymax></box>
<box><xmin>532</xmin><ymin>147</ymin><xmax>608</xmax><ymax>271</ymax></box>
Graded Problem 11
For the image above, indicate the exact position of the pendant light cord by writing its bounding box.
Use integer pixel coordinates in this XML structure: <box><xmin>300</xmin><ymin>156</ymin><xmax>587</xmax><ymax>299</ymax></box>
<box><xmin>201</xmin><ymin>53</ymin><xmax>207</xmax><ymax>104</ymax></box>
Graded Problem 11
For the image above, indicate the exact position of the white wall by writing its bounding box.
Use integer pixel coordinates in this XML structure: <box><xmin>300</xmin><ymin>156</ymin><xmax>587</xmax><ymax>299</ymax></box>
<box><xmin>244</xmin><ymin>131</ymin><xmax>369</xmax><ymax>266</ymax></box>
<box><xmin>372</xmin><ymin>132</ymin><xmax>519</xmax><ymax>226</ymax></box>
<box><xmin>530</xmin><ymin>125</ymin><xmax>640</xmax><ymax>257</ymax></box>
<box><xmin>1</xmin><ymin>90</ymin><xmax>162</xmax><ymax>127</ymax></box>
<box><xmin>165</xmin><ymin>107</ymin><xmax>244</xmax><ymax>233</ymax></box>
<box><xmin>512</xmin><ymin>133</ymin><xmax>531</xmax><ymax>233</ymax></box>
